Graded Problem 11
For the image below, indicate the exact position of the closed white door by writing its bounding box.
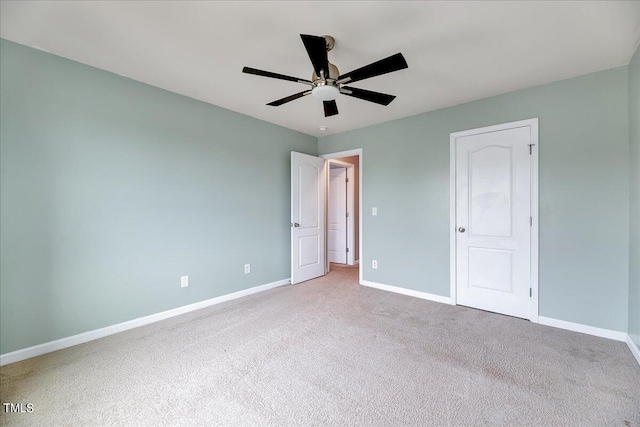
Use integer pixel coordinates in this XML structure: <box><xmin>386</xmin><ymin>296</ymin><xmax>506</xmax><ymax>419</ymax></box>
<box><xmin>455</xmin><ymin>125</ymin><xmax>532</xmax><ymax>319</ymax></box>
<box><xmin>291</xmin><ymin>152</ymin><xmax>326</xmax><ymax>284</ymax></box>
<box><xmin>328</xmin><ymin>167</ymin><xmax>347</xmax><ymax>264</ymax></box>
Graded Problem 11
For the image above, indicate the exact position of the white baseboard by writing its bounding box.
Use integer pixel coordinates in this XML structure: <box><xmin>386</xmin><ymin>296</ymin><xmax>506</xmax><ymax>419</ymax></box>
<box><xmin>626</xmin><ymin>335</ymin><xmax>640</xmax><ymax>366</ymax></box>
<box><xmin>0</xmin><ymin>278</ymin><xmax>290</xmax><ymax>366</ymax></box>
<box><xmin>361</xmin><ymin>280</ymin><xmax>452</xmax><ymax>305</ymax></box>
<box><xmin>538</xmin><ymin>316</ymin><xmax>627</xmax><ymax>341</ymax></box>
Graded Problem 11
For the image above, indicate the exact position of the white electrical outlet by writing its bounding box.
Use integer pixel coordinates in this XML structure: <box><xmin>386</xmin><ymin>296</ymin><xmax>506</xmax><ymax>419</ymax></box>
<box><xmin>244</xmin><ymin>263</ymin><xmax>251</xmax><ymax>274</ymax></box>
<box><xmin>372</xmin><ymin>207</ymin><xmax>378</xmax><ymax>216</ymax></box>
<box><xmin>180</xmin><ymin>275</ymin><xmax>189</xmax><ymax>288</ymax></box>
<box><xmin>372</xmin><ymin>260</ymin><xmax>378</xmax><ymax>269</ymax></box>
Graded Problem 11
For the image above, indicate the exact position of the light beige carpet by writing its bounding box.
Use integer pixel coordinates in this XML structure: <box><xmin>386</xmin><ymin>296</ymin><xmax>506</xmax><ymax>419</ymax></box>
<box><xmin>1</xmin><ymin>264</ymin><xmax>639</xmax><ymax>426</ymax></box>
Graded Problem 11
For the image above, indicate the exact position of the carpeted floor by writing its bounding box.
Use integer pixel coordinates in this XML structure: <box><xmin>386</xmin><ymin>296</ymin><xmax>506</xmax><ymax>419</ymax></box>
<box><xmin>1</xmin><ymin>264</ymin><xmax>639</xmax><ymax>426</ymax></box>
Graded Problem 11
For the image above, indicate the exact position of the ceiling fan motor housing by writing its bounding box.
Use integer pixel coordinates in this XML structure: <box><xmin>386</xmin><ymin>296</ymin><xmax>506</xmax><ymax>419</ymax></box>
<box><xmin>312</xmin><ymin>63</ymin><xmax>340</xmax><ymax>81</ymax></box>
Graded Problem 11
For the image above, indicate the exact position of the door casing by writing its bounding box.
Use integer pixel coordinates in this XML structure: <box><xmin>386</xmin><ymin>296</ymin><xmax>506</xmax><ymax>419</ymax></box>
<box><xmin>449</xmin><ymin>118</ymin><xmax>539</xmax><ymax>322</ymax></box>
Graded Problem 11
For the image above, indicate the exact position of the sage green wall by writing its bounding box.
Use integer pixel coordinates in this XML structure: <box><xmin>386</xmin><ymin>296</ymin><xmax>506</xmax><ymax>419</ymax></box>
<box><xmin>1</xmin><ymin>37</ymin><xmax>634</xmax><ymax>356</ymax></box>
<box><xmin>319</xmin><ymin>66</ymin><xmax>630</xmax><ymax>332</ymax></box>
<box><xmin>0</xmin><ymin>39</ymin><xmax>317</xmax><ymax>354</ymax></box>
<box><xmin>629</xmin><ymin>44</ymin><xmax>640</xmax><ymax>347</ymax></box>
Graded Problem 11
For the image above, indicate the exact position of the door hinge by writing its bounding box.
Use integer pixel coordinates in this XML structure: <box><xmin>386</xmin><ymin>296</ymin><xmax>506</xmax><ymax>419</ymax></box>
<box><xmin>528</xmin><ymin>144</ymin><xmax>535</xmax><ymax>155</ymax></box>
<box><xmin>346</xmin><ymin>177</ymin><xmax>349</xmax><ymax>183</ymax></box>
<box><xmin>346</xmin><ymin>212</ymin><xmax>349</xmax><ymax>218</ymax></box>
<box><xmin>530</xmin><ymin>216</ymin><xmax>533</xmax><ymax>226</ymax></box>
<box><xmin>530</xmin><ymin>288</ymin><xmax>532</xmax><ymax>297</ymax></box>
<box><xmin>346</xmin><ymin>248</ymin><xmax>349</xmax><ymax>253</ymax></box>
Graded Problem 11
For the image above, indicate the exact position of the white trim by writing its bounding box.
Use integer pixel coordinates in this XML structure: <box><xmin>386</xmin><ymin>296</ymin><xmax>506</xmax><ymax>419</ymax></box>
<box><xmin>346</xmin><ymin>165</ymin><xmax>355</xmax><ymax>265</ymax></box>
<box><xmin>626</xmin><ymin>335</ymin><xmax>640</xmax><ymax>366</ymax></box>
<box><xmin>450</xmin><ymin>119</ymin><xmax>539</xmax><ymax>138</ymax></box>
<box><xmin>529</xmin><ymin>120</ymin><xmax>539</xmax><ymax>323</ymax></box>
<box><xmin>361</xmin><ymin>280</ymin><xmax>452</xmax><ymax>305</ymax></box>
<box><xmin>0</xmin><ymin>278</ymin><xmax>290</xmax><ymax>366</ymax></box>
<box><xmin>321</xmin><ymin>148</ymin><xmax>362</xmax><ymax>159</ymax></box>
<box><xmin>449</xmin><ymin>118</ymin><xmax>539</xmax><ymax>322</ymax></box>
<box><xmin>449</xmin><ymin>135</ymin><xmax>457</xmax><ymax>305</ymax></box>
<box><xmin>321</xmin><ymin>148</ymin><xmax>363</xmax><ymax>285</ymax></box>
<box><xmin>538</xmin><ymin>316</ymin><xmax>626</xmax><ymax>341</ymax></box>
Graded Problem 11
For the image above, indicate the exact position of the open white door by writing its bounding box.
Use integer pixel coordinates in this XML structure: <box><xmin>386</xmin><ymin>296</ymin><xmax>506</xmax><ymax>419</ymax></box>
<box><xmin>291</xmin><ymin>152</ymin><xmax>326</xmax><ymax>284</ymax></box>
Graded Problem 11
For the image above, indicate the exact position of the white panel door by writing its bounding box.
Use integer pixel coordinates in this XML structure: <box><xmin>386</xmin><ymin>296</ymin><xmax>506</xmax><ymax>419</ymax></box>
<box><xmin>291</xmin><ymin>152</ymin><xmax>326</xmax><ymax>284</ymax></box>
<box><xmin>328</xmin><ymin>167</ymin><xmax>347</xmax><ymax>264</ymax></box>
<box><xmin>455</xmin><ymin>126</ymin><xmax>532</xmax><ymax>319</ymax></box>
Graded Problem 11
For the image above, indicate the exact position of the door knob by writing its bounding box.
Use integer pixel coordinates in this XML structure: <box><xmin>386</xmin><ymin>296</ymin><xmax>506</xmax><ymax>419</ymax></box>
<box><xmin>293</xmin><ymin>223</ymin><xmax>300</xmax><ymax>227</ymax></box>
<box><xmin>458</xmin><ymin>227</ymin><xmax>466</xmax><ymax>233</ymax></box>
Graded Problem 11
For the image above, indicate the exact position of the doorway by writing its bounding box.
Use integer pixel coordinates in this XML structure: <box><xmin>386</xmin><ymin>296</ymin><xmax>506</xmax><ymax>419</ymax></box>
<box><xmin>450</xmin><ymin>119</ymin><xmax>539</xmax><ymax>321</ymax></box>
<box><xmin>290</xmin><ymin>149</ymin><xmax>362</xmax><ymax>285</ymax></box>
<box><xmin>328</xmin><ymin>160</ymin><xmax>355</xmax><ymax>265</ymax></box>
<box><xmin>322</xmin><ymin>149</ymin><xmax>362</xmax><ymax>284</ymax></box>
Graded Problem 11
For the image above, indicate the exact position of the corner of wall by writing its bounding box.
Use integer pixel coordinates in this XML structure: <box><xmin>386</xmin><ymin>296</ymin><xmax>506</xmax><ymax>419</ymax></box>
<box><xmin>628</xmin><ymin>42</ymin><xmax>640</xmax><ymax>348</ymax></box>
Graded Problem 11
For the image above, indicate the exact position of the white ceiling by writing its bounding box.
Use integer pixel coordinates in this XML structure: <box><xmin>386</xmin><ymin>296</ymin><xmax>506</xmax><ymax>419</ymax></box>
<box><xmin>1</xmin><ymin>1</ymin><xmax>639</xmax><ymax>137</ymax></box>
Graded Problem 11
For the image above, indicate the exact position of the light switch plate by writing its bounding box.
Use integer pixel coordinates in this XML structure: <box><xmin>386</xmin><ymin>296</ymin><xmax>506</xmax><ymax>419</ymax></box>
<box><xmin>181</xmin><ymin>275</ymin><xmax>189</xmax><ymax>288</ymax></box>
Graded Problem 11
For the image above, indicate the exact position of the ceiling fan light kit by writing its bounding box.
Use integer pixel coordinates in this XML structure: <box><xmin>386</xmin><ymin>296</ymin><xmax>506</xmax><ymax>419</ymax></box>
<box><xmin>312</xmin><ymin>84</ymin><xmax>339</xmax><ymax>101</ymax></box>
<box><xmin>242</xmin><ymin>34</ymin><xmax>408</xmax><ymax>117</ymax></box>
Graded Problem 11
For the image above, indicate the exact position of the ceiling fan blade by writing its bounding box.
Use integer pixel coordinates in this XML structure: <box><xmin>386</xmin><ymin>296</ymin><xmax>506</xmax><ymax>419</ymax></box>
<box><xmin>323</xmin><ymin>100</ymin><xmax>339</xmax><ymax>117</ymax></box>
<box><xmin>337</xmin><ymin>53</ymin><xmax>408</xmax><ymax>84</ymax></box>
<box><xmin>301</xmin><ymin>34</ymin><xmax>328</xmax><ymax>78</ymax></box>
<box><xmin>243</xmin><ymin>67</ymin><xmax>311</xmax><ymax>85</ymax></box>
<box><xmin>341</xmin><ymin>86</ymin><xmax>396</xmax><ymax>106</ymax></box>
<box><xmin>267</xmin><ymin>91</ymin><xmax>311</xmax><ymax>107</ymax></box>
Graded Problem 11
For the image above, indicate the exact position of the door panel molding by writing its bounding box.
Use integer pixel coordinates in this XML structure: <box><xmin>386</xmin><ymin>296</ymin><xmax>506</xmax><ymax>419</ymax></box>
<box><xmin>450</xmin><ymin>118</ymin><xmax>539</xmax><ymax>322</ymax></box>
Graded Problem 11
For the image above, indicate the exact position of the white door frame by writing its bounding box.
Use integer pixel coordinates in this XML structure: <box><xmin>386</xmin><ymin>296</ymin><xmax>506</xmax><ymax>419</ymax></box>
<box><xmin>449</xmin><ymin>118</ymin><xmax>539</xmax><ymax>322</ymax></box>
<box><xmin>321</xmin><ymin>148</ymin><xmax>363</xmax><ymax>285</ymax></box>
<box><xmin>328</xmin><ymin>159</ymin><xmax>355</xmax><ymax>265</ymax></box>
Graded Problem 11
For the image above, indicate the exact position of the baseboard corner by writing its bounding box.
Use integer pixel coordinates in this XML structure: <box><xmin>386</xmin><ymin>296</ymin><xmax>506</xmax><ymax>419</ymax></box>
<box><xmin>625</xmin><ymin>335</ymin><xmax>640</xmax><ymax>366</ymax></box>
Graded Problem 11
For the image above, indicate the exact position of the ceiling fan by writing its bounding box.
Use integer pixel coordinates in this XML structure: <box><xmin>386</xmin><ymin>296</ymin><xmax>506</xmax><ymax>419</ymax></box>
<box><xmin>242</xmin><ymin>34</ymin><xmax>408</xmax><ymax>117</ymax></box>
